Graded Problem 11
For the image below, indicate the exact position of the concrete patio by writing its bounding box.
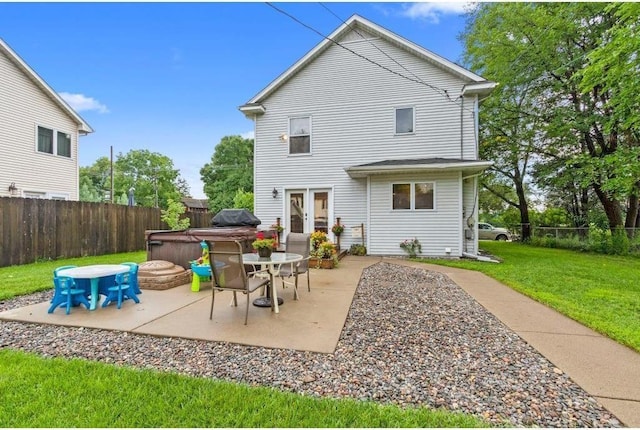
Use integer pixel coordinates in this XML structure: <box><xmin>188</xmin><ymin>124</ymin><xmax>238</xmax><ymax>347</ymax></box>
<box><xmin>0</xmin><ymin>256</ymin><xmax>376</xmax><ymax>354</ymax></box>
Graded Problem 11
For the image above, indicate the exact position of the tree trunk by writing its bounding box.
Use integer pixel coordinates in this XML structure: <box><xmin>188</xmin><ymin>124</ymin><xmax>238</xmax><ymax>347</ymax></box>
<box><xmin>625</xmin><ymin>194</ymin><xmax>638</xmax><ymax>229</ymax></box>
<box><xmin>515</xmin><ymin>180</ymin><xmax>531</xmax><ymax>241</ymax></box>
<box><xmin>593</xmin><ymin>183</ymin><xmax>624</xmax><ymax>230</ymax></box>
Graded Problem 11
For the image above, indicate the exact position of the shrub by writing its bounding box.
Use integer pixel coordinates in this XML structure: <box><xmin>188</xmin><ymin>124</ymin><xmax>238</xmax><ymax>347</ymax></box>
<box><xmin>160</xmin><ymin>199</ymin><xmax>190</xmax><ymax>230</ymax></box>
<box><xmin>399</xmin><ymin>238</ymin><xmax>422</xmax><ymax>258</ymax></box>
<box><xmin>349</xmin><ymin>244</ymin><xmax>367</xmax><ymax>256</ymax></box>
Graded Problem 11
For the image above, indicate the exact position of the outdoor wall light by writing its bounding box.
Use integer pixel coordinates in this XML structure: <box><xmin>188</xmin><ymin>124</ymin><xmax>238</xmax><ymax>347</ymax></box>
<box><xmin>272</xmin><ymin>188</ymin><xmax>278</xmax><ymax>199</ymax></box>
<box><xmin>8</xmin><ymin>182</ymin><xmax>17</xmax><ymax>192</ymax></box>
<box><xmin>279</xmin><ymin>133</ymin><xmax>288</xmax><ymax>142</ymax></box>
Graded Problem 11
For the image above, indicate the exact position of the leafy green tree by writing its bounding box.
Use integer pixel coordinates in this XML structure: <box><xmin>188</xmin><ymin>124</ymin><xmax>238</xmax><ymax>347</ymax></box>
<box><xmin>114</xmin><ymin>149</ymin><xmax>185</xmax><ymax>208</ymax></box>
<box><xmin>80</xmin><ymin>150</ymin><xmax>188</xmax><ymax>208</ymax></box>
<box><xmin>200</xmin><ymin>135</ymin><xmax>253</xmax><ymax>214</ymax></box>
<box><xmin>161</xmin><ymin>198</ymin><xmax>191</xmax><ymax>230</ymax></box>
<box><xmin>463</xmin><ymin>3</ymin><xmax>635</xmax><ymax>232</ymax></box>
<box><xmin>79</xmin><ymin>157</ymin><xmax>112</xmax><ymax>202</ymax></box>
<box><xmin>232</xmin><ymin>189</ymin><xmax>254</xmax><ymax>212</ymax></box>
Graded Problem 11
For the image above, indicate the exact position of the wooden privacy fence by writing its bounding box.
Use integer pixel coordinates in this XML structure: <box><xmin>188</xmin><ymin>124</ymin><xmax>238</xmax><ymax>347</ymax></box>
<box><xmin>0</xmin><ymin>197</ymin><xmax>210</xmax><ymax>267</ymax></box>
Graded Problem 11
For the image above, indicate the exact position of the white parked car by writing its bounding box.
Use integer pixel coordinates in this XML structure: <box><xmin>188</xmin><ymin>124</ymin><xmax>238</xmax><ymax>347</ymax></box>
<box><xmin>478</xmin><ymin>222</ymin><xmax>512</xmax><ymax>241</ymax></box>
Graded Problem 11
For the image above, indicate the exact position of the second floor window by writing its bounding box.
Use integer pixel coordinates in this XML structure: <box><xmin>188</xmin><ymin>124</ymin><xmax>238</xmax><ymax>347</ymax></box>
<box><xmin>395</xmin><ymin>107</ymin><xmax>414</xmax><ymax>134</ymax></box>
<box><xmin>37</xmin><ymin>126</ymin><xmax>53</xmax><ymax>154</ymax></box>
<box><xmin>57</xmin><ymin>132</ymin><xmax>71</xmax><ymax>157</ymax></box>
<box><xmin>289</xmin><ymin>116</ymin><xmax>311</xmax><ymax>154</ymax></box>
<box><xmin>37</xmin><ymin>126</ymin><xmax>72</xmax><ymax>158</ymax></box>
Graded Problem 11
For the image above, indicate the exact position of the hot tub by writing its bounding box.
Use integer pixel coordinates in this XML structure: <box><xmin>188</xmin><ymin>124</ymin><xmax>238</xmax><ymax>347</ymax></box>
<box><xmin>145</xmin><ymin>227</ymin><xmax>258</xmax><ymax>269</ymax></box>
<box><xmin>145</xmin><ymin>209</ymin><xmax>265</xmax><ymax>269</ymax></box>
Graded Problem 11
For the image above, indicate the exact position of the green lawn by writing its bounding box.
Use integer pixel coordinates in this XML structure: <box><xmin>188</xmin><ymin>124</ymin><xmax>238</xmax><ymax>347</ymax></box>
<box><xmin>0</xmin><ymin>251</ymin><xmax>146</xmax><ymax>300</ymax></box>
<box><xmin>0</xmin><ymin>351</ymin><xmax>486</xmax><ymax>428</ymax></box>
<box><xmin>424</xmin><ymin>241</ymin><xmax>640</xmax><ymax>352</ymax></box>
<box><xmin>0</xmin><ymin>252</ymin><xmax>489</xmax><ymax>428</ymax></box>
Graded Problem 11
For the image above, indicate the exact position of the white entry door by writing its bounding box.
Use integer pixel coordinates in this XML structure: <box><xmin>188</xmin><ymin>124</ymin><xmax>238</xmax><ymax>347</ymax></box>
<box><xmin>286</xmin><ymin>189</ymin><xmax>331</xmax><ymax>234</ymax></box>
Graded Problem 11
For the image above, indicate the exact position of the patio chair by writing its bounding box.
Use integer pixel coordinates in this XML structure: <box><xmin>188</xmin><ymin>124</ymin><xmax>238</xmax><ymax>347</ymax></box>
<box><xmin>102</xmin><ymin>271</ymin><xmax>141</xmax><ymax>309</ymax></box>
<box><xmin>48</xmin><ymin>275</ymin><xmax>91</xmax><ymax>315</ymax></box>
<box><xmin>278</xmin><ymin>232</ymin><xmax>311</xmax><ymax>300</ymax></box>
<box><xmin>120</xmin><ymin>262</ymin><xmax>141</xmax><ymax>294</ymax></box>
<box><xmin>209</xmin><ymin>240</ymin><xmax>270</xmax><ymax>325</ymax></box>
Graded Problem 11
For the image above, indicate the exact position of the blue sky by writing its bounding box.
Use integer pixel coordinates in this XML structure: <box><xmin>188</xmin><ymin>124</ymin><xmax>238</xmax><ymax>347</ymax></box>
<box><xmin>0</xmin><ymin>2</ymin><xmax>470</xmax><ymax>198</ymax></box>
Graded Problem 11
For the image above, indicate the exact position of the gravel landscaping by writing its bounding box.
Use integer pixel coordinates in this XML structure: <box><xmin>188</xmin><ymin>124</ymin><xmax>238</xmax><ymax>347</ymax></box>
<box><xmin>0</xmin><ymin>261</ymin><xmax>621</xmax><ymax>427</ymax></box>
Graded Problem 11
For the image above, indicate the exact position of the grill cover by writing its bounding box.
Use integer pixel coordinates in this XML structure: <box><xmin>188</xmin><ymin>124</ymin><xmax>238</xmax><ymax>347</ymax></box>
<box><xmin>211</xmin><ymin>209</ymin><xmax>261</xmax><ymax>227</ymax></box>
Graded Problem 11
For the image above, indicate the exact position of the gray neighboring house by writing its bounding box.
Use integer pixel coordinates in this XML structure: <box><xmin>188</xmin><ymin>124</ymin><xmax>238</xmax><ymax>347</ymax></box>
<box><xmin>0</xmin><ymin>38</ymin><xmax>93</xmax><ymax>201</ymax></box>
<box><xmin>240</xmin><ymin>15</ymin><xmax>495</xmax><ymax>257</ymax></box>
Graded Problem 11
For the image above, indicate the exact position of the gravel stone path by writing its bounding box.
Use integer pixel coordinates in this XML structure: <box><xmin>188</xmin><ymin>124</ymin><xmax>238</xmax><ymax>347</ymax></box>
<box><xmin>0</xmin><ymin>262</ymin><xmax>621</xmax><ymax>427</ymax></box>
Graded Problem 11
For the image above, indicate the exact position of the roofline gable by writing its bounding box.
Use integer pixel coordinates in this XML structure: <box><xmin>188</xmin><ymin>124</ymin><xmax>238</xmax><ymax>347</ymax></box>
<box><xmin>240</xmin><ymin>14</ymin><xmax>493</xmax><ymax>112</ymax></box>
<box><xmin>0</xmin><ymin>38</ymin><xmax>94</xmax><ymax>134</ymax></box>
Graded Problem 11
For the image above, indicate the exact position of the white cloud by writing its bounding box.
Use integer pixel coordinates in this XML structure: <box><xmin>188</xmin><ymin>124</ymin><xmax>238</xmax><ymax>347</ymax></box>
<box><xmin>59</xmin><ymin>92</ymin><xmax>109</xmax><ymax>114</ymax></box>
<box><xmin>241</xmin><ymin>130</ymin><xmax>255</xmax><ymax>140</ymax></box>
<box><xmin>400</xmin><ymin>2</ymin><xmax>470</xmax><ymax>24</ymax></box>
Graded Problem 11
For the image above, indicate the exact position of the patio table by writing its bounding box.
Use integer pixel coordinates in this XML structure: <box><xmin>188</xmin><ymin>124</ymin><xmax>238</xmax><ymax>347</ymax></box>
<box><xmin>57</xmin><ymin>264</ymin><xmax>131</xmax><ymax>311</ymax></box>
<box><xmin>242</xmin><ymin>252</ymin><xmax>302</xmax><ymax>313</ymax></box>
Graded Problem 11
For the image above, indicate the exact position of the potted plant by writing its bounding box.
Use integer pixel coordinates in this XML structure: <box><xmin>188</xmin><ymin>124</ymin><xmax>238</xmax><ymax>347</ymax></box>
<box><xmin>270</xmin><ymin>223</ymin><xmax>284</xmax><ymax>247</ymax></box>
<box><xmin>310</xmin><ymin>230</ymin><xmax>328</xmax><ymax>250</ymax></box>
<box><xmin>310</xmin><ymin>240</ymin><xmax>338</xmax><ymax>269</ymax></box>
<box><xmin>331</xmin><ymin>221</ymin><xmax>344</xmax><ymax>250</ymax></box>
<box><xmin>252</xmin><ymin>238</ymin><xmax>276</xmax><ymax>258</ymax></box>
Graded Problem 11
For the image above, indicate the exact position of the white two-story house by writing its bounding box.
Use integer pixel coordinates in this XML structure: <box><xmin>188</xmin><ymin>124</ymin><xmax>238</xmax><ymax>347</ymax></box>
<box><xmin>0</xmin><ymin>38</ymin><xmax>93</xmax><ymax>200</ymax></box>
<box><xmin>240</xmin><ymin>15</ymin><xmax>495</xmax><ymax>257</ymax></box>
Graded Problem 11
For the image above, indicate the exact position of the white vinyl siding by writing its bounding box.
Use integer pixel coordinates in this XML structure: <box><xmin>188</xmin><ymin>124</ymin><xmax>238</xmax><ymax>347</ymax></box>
<box><xmin>0</xmin><ymin>45</ymin><xmax>80</xmax><ymax>199</ymax></box>
<box><xmin>369</xmin><ymin>172</ymin><xmax>460</xmax><ymax>256</ymax></box>
<box><xmin>251</xmin><ymin>28</ymin><xmax>483</xmax><ymax>255</ymax></box>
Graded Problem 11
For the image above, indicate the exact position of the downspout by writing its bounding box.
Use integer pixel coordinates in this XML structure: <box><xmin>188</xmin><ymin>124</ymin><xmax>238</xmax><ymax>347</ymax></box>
<box><xmin>462</xmin><ymin>172</ymin><xmax>482</xmax><ymax>257</ymax></box>
<box><xmin>460</xmin><ymin>96</ymin><xmax>464</xmax><ymax>159</ymax></box>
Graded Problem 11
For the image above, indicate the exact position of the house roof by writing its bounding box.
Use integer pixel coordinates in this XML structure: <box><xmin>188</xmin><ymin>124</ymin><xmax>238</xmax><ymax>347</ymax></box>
<box><xmin>344</xmin><ymin>158</ymin><xmax>493</xmax><ymax>178</ymax></box>
<box><xmin>0</xmin><ymin>38</ymin><xmax>93</xmax><ymax>134</ymax></box>
<box><xmin>239</xmin><ymin>14</ymin><xmax>495</xmax><ymax>115</ymax></box>
<box><xmin>181</xmin><ymin>198</ymin><xmax>209</xmax><ymax>209</ymax></box>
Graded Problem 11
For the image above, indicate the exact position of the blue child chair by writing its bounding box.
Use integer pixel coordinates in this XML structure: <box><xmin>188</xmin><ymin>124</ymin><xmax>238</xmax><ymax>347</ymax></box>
<box><xmin>48</xmin><ymin>276</ymin><xmax>91</xmax><ymax>315</ymax></box>
<box><xmin>51</xmin><ymin>265</ymin><xmax>78</xmax><ymax>303</ymax></box>
<box><xmin>102</xmin><ymin>271</ymin><xmax>141</xmax><ymax>309</ymax></box>
<box><xmin>120</xmin><ymin>262</ymin><xmax>141</xmax><ymax>294</ymax></box>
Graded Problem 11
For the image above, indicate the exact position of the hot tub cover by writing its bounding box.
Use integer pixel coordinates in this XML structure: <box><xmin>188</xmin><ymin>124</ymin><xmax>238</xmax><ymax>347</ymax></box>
<box><xmin>211</xmin><ymin>209</ymin><xmax>261</xmax><ymax>227</ymax></box>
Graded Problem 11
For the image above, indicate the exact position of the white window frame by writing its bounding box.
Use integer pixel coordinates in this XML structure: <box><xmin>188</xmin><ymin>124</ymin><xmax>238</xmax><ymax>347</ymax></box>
<box><xmin>35</xmin><ymin>125</ymin><xmax>73</xmax><ymax>158</ymax></box>
<box><xmin>23</xmin><ymin>191</ymin><xmax>47</xmax><ymax>199</ymax></box>
<box><xmin>288</xmin><ymin>115</ymin><xmax>312</xmax><ymax>155</ymax></box>
<box><xmin>394</xmin><ymin>106</ymin><xmax>415</xmax><ymax>135</ymax></box>
<box><xmin>48</xmin><ymin>193</ymin><xmax>70</xmax><ymax>201</ymax></box>
<box><xmin>391</xmin><ymin>181</ymin><xmax>436</xmax><ymax>211</ymax></box>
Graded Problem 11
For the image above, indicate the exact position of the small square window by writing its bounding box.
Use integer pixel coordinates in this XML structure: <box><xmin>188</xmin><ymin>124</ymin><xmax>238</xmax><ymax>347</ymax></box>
<box><xmin>57</xmin><ymin>132</ymin><xmax>71</xmax><ymax>157</ymax></box>
<box><xmin>395</xmin><ymin>107</ymin><xmax>414</xmax><ymax>134</ymax></box>
<box><xmin>38</xmin><ymin>126</ymin><xmax>53</xmax><ymax>154</ymax></box>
